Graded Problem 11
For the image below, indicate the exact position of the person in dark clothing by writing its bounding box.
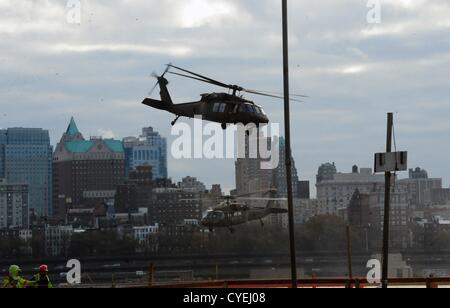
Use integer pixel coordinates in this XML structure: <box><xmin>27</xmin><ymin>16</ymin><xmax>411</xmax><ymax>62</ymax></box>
<box><xmin>31</xmin><ymin>265</ymin><xmax>53</xmax><ymax>288</ymax></box>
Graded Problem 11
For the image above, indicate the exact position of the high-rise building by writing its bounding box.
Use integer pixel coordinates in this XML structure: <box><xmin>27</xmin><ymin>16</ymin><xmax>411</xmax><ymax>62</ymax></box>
<box><xmin>0</xmin><ymin>179</ymin><xmax>29</xmax><ymax>229</ymax></box>
<box><xmin>235</xmin><ymin>157</ymin><xmax>273</xmax><ymax>196</ymax></box>
<box><xmin>409</xmin><ymin>167</ymin><xmax>428</xmax><ymax>179</ymax></box>
<box><xmin>316</xmin><ymin>165</ymin><xmax>385</xmax><ymax>210</ymax></box>
<box><xmin>234</xmin><ymin>136</ymin><xmax>301</xmax><ymax>230</ymax></box>
<box><xmin>0</xmin><ymin>131</ymin><xmax>5</xmax><ymax>177</ymax></box>
<box><xmin>316</xmin><ymin>162</ymin><xmax>337</xmax><ymax>183</ymax></box>
<box><xmin>318</xmin><ymin>163</ymin><xmax>443</xmax><ymax>213</ymax></box>
<box><xmin>235</xmin><ymin>136</ymin><xmax>299</xmax><ymax>198</ymax></box>
<box><xmin>210</xmin><ymin>185</ymin><xmax>223</xmax><ymax>198</ymax></box>
<box><xmin>275</xmin><ymin>138</ymin><xmax>300</xmax><ymax>198</ymax></box>
<box><xmin>293</xmin><ymin>198</ymin><xmax>329</xmax><ymax>224</ymax></box>
<box><xmin>178</xmin><ymin>176</ymin><xmax>206</xmax><ymax>193</ymax></box>
<box><xmin>0</xmin><ymin>128</ymin><xmax>53</xmax><ymax>217</ymax></box>
<box><xmin>149</xmin><ymin>188</ymin><xmax>203</xmax><ymax>226</ymax></box>
<box><xmin>123</xmin><ymin>127</ymin><xmax>167</xmax><ymax>179</ymax></box>
<box><xmin>396</xmin><ymin>177</ymin><xmax>442</xmax><ymax>209</ymax></box>
<box><xmin>53</xmin><ymin>118</ymin><xmax>125</xmax><ymax>218</ymax></box>
<box><xmin>115</xmin><ymin>165</ymin><xmax>154</xmax><ymax>213</ymax></box>
<box><xmin>430</xmin><ymin>188</ymin><xmax>450</xmax><ymax>205</ymax></box>
<box><xmin>348</xmin><ymin>189</ymin><xmax>412</xmax><ymax>250</ymax></box>
<box><xmin>45</xmin><ymin>225</ymin><xmax>73</xmax><ymax>257</ymax></box>
<box><xmin>297</xmin><ymin>181</ymin><xmax>310</xmax><ymax>199</ymax></box>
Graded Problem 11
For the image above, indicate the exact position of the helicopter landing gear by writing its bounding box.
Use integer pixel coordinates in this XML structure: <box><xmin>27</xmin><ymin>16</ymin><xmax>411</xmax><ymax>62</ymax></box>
<box><xmin>245</xmin><ymin>124</ymin><xmax>260</xmax><ymax>136</ymax></box>
<box><xmin>171</xmin><ymin>116</ymin><xmax>180</xmax><ymax>126</ymax></box>
<box><xmin>221</xmin><ymin>123</ymin><xmax>227</xmax><ymax>130</ymax></box>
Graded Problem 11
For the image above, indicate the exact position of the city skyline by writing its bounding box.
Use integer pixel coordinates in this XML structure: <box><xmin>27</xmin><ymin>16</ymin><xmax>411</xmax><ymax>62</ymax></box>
<box><xmin>1</xmin><ymin>0</ymin><xmax>450</xmax><ymax>194</ymax></box>
<box><xmin>3</xmin><ymin>0</ymin><xmax>450</xmax><ymax>291</ymax></box>
<box><xmin>1</xmin><ymin>118</ymin><xmax>449</xmax><ymax>196</ymax></box>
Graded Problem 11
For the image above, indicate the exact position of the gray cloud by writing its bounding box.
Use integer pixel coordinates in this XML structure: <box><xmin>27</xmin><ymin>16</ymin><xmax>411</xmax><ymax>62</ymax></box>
<box><xmin>1</xmin><ymin>0</ymin><xmax>449</xmax><ymax>194</ymax></box>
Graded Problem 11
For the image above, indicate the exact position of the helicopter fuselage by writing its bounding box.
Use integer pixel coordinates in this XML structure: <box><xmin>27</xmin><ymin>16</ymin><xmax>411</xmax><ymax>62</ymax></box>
<box><xmin>143</xmin><ymin>92</ymin><xmax>269</xmax><ymax>127</ymax></box>
<box><xmin>201</xmin><ymin>208</ymin><xmax>269</xmax><ymax>229</ymax></box>
<box><xmin>143</xmin><ymin>64</ymin><xmax>305</xmax><ymax>128</ymax></box>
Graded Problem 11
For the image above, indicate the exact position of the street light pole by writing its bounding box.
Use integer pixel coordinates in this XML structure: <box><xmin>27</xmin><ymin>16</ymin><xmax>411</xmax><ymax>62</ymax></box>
<box><xmin>282</xmin><ymin>0</ymin><xmax>298</xmax><ymax>289</ymax></box>
<box><xmin>382</xmin><ymin>113</ymin><xmax>394</xmax><ymax>289</ymax></box>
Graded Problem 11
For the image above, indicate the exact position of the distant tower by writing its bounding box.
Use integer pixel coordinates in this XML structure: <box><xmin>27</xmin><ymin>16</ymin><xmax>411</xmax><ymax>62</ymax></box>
<box><xmin>210</xmin><ymin>184</ymin><xmax>223</xmax><ymax>197</ymax></box>
<box><xmin>178</xmin><ymin>176</ymin><xmax>206</xmax><ymax>192</ymax></box>
<box><xmin>0</xmin><ymin>179</ymin><xmax>29</xmax><ymax>229</ymax></box>
<box><xmin>53</xmin><ymin>117</ymin><xmax>125</xmax><ymax>218</ymax></box>
<box><xmin>409</xmin><ymin>167</ymin><xmax>428</xmax><ymax>179</ymax></box>
<box><xmin>123</xmin><ymin>127</ymin><xmax>168</xmax><ymax>179</ymax></box>
<box><xmin>0</xmin><ymin>128</ymin><xmax>53</xmax><ymax>217</ymax></box>
<box><xmin>62</xmin><ymin>117</ymin><xmax>84</xmax><ymax>142</ymax></box>
<box><xmin>352</xmin><ymin>165</ymin><xmax>359</xmax><ymax>174</ymax></box>
<box><xmin>316</xmin><ymin>162</ymin><xmax>337</xmax><ymax>183</ymax></box>
<box><xmin>235</xmin><ymin>136</ymin><xmax>299</xmax><ymax>198</ymax></box>
<box><xmin>297</xmin><ymin>181</ymin><xmax>310</xmax><ymax>199</ymax></box>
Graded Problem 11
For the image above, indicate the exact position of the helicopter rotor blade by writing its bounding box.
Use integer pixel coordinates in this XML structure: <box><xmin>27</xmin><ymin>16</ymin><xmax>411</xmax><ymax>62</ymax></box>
<box><xmin>291</xmin><ymin>94</ymin><xmax>309</xmax><ymax>98</ymax></box>
<box><xmin>161</xmin><ymin>63</ymin><xmax>171</xmax><ymax>78</ymax></box>
<box><xmin>247</xmin><ymin>89</ymin><xmax>309</xmax><ymax>98</ymax></box>
<box><xmin>238</xmin><ymin>197</ymin><xmax>288</xmax><ymax>201</ymax></box>
<box><xmin>243</xmin><ymin>89</ymin><xmax>304</xmax><ymax>103</ymax></box>
<box><xmin>167</xmin><ymin>64</ymin><xmax>307</xmax><ymax>102</ymax></box>
<box><xmin>168</xmin><ymin>71</ymin><xmax>219</xmax><ymax>85</ymax></box>
<box><xmin>149</xmin><ymin>82</ymin><xmax>158</xmax><ymax>96</ymax></box>
<box><xmin>168</xmin><ymin>64</ymin><xmax>234</xmax><ymax>90</ymax></box>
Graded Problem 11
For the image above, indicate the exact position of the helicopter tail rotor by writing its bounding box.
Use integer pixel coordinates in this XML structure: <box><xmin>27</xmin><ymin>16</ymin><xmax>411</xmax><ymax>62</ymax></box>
<box><xmin>148</xmin><ymin>64</ymin><xmax>172</xmax><ymax>96</ymax></box>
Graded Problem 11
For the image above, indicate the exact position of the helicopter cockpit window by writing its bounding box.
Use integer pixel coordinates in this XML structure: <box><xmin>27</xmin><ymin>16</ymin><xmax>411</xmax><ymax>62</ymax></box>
<box><xmin>240</xmin><ymin>104</ymin><xmax>256</xmax><ymax>113</ymax></box>
<box><xmin>208</xmin><ymin>211</ymin><xmax>225</xmax><ymax>221</ymax></box>
<box><xmin>213</xmin><ymin>103</ymin><xmax>227</xmax><ymax>113</ymax></box>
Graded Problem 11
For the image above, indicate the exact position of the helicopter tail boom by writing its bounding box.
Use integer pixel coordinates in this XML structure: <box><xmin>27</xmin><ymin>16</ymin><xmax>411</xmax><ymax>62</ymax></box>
<box><xmin>142</xmin><ymin>98</ymin><xmax>173</xmax><ymax>112</ymax></box>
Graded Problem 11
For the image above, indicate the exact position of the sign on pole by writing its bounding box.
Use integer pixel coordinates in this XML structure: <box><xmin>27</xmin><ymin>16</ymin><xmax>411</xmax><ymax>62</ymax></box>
<box><xmin>374</xmin><ymin>152</ymin><xmax>408</xmax><ymax>173</ymax></box>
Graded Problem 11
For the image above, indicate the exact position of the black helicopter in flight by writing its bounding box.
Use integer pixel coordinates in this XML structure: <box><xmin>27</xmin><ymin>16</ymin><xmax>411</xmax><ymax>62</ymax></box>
<box><xmin>142</xmin><ymin>64</ymin><xmax>307</xmax><ymax>129</ymax></box>
<box><xmin>200</xmin><ymin>189</ymin><xmax>287</xmax><ymax>233</ymax></box>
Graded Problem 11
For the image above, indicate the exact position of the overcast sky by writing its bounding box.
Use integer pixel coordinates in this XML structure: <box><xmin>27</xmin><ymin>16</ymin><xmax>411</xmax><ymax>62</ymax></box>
<box><xmin>1</xmin><ymin>0</ymin><xmax>449</xmax><ymax>194</ymax></box>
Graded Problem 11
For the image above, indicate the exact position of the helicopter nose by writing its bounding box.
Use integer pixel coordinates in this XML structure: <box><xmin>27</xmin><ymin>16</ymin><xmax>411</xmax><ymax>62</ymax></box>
<box><xmin>257</xmin><ymin>113</ymin><xmax>269</xmax><ymax>124</ymax></box>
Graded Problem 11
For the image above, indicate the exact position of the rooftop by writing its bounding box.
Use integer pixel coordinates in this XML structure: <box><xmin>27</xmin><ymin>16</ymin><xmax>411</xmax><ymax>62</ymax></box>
<box><xmin>66</xmin><ymin>117</ymin><xmax>80</xmax><ymax>136</ymax></box>
<box><xmin>61</xmin><ymin>117</ymin><xmax>124</xmax><ymax>154</ymax></box>
<box><xmin>64</xmin><ymin>139</ymin><xmax>124</xmax><ymax>154</ymax></box>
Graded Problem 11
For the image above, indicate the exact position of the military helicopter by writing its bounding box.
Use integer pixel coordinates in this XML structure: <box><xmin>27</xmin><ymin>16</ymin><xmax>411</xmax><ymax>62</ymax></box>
<box><xmin>142</xmin><ymin>64</ymin><xmax>307</xmax><ymax>129</ymax></box>
<box><xmin>201</xmin><ymin>190</ymin><xmax>287</xmax><ymax>232</ymax></box>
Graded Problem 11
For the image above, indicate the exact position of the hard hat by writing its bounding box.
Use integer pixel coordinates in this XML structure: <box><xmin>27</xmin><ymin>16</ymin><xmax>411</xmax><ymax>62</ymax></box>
<box><xmin>9</xmin><ymin>265</ymin><xmax>21</xmax><ymax>277</ymax></box>
<box><xmin>39</xmin><ymin>265</ymin><xmax>49</xmax><ymax>273</ymax></box>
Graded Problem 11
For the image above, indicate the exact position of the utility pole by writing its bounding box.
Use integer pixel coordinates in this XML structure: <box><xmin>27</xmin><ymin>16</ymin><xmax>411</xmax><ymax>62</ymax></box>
<box><xmin>382</xmin><ymin>113</ymin><xmax>394</xmax><ymax>289</ymax></box>
<box><xmin>282</xmin><ymin>0</ymin><xmax>298</xmax><ymax>289</ymax></box>
<box><xmin>346</xmin><ymin>225</ymin><xmax>353</xmax><ymax>288</ymax></box>
<box><xmin>148</xmin><ymin>263</ymin><xmax>154</xmax><ymax>287</ymax></box>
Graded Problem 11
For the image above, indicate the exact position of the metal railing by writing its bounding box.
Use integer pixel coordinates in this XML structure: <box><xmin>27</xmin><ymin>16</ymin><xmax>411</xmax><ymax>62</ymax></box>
<box><xmin>102</xmin><ymin>277</ymin><xmax>450</xmax><ymax>289</ymax></box>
